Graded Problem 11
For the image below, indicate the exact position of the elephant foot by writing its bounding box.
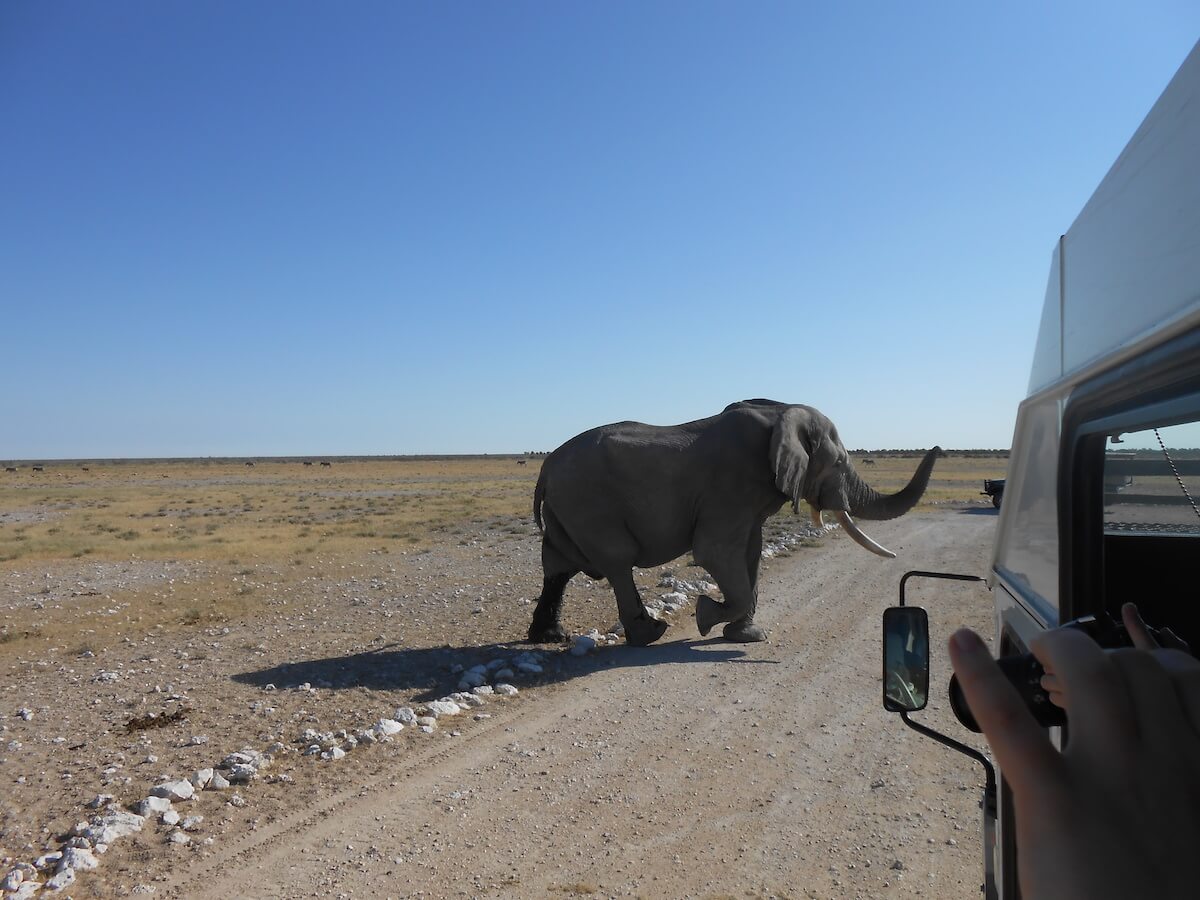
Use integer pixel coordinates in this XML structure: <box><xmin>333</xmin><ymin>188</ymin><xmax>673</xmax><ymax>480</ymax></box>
<box><xmin>527</xmin><ymin>622</ymin><xmax>569</xmax><ymax>644</ymax></box>
<box><xmin>624</xmin><ymin>613</ymin><xmax>669</xmax><ymax>647</ymax></box>
<box><xmin>722</xmin><ymin>619</ymin><xmax>767</xmax><ymax>643</ymax></box>
<box><xmin>695</xmin><ymin>594</ymin><xmax>727</xmax><ymax>637</ymax></box>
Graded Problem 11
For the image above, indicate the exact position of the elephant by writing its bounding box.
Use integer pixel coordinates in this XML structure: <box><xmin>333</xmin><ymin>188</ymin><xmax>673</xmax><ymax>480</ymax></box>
<box><xmin>528</xmin><ymin>399</ymin><xmax>941</xmax><ymax>646</ymax></box>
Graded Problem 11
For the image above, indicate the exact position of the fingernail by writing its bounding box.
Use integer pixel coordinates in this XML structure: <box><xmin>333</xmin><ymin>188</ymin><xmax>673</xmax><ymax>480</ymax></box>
<box><xmin>952</xmin><ymin>628</ymin><xmax>984</xmax><ymax>654</ymax></box>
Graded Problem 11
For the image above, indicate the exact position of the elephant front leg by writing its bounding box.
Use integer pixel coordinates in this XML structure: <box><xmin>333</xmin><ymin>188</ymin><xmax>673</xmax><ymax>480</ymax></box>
<box><xmin>695</xmin><ymin>552</ymin><xmax>766</xmax><ymax>643</ymax></box>
<box><xmin>608</xmin><ymin>571</ymin><xmax>668</xmax><ymax>647</ymax></box>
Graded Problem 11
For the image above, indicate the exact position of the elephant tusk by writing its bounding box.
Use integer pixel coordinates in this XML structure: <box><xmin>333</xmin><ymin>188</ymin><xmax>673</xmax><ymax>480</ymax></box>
<box><xmin>833</xmin><ymin>510</ymin><xmax>896</xmax><ymax>559</ymax></box>
<box><xmin>810</xmin><ymin>507</ymin><xmax>824</xmax><ymax>529</ymax></box>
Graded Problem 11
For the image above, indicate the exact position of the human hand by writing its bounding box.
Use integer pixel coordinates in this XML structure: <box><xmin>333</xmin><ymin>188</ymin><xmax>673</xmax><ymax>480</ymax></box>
<box><xmin>1039</xmin><ymin>604</ymin><xmax>1192</xmax><ymax>708</ymax></box>
<box><xmin>948</xmin><ymin>626</ymin><xmax>1200</xmax><ymax>900</ymax></box>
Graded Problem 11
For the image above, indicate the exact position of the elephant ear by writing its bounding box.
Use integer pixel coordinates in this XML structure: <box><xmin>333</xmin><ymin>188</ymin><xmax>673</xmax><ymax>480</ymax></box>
<box><xmin>769</xmin><ymin>407</ymin><xmax>811</xmax><ymax>513</ymax></box>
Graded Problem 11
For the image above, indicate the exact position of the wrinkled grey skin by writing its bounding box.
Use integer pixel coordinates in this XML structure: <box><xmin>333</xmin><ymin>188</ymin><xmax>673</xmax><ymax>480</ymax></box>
<box><xmin>529</xmin><ymin>400</ymin><xmax>941</xmax><ymax>646</ymax></box>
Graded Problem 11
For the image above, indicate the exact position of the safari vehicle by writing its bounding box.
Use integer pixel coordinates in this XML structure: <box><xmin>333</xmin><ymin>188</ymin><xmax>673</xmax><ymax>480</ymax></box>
<box><xmin>981</xmin><ymin>478</ymin><xmax>1005</xmax><ymax>509</ymax></box>
<box><xmin>882</xmin><ymin>39</ymin><xmax>1200</xmax><ymax>900</ymax></box>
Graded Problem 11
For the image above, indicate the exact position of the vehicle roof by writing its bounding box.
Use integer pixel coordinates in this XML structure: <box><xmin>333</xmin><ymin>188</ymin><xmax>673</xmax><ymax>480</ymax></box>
<box><xmin>1027</xmin><ymin>39</ymin><xmax>1200</xmax><ymax>397</ymax></box>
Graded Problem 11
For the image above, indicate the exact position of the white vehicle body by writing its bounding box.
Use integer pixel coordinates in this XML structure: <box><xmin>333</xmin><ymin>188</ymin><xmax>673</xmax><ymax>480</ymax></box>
<box><xmin>987</xmin><ymin>38</ymin><xmax>1200</xmax><ymax>897</ymax></box>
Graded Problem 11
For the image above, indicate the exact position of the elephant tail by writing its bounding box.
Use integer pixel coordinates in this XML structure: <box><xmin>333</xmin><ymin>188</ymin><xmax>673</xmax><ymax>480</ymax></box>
<box><xmin>533</xmin><ymin>465</ymin><xmax>547</xmax><ymax>533</ymax></box>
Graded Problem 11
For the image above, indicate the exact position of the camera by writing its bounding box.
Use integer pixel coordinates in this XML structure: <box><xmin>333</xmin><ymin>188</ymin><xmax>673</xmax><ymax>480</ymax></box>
<box><xmin>948</xmin><ymin>612</ymin><xmax>1145</xmax><ymax>732</ymax></box>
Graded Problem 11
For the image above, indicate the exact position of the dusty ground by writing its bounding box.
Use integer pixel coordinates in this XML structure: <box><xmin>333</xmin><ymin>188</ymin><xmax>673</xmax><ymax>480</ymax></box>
<box><xmin>0</xmin><ymin>458</ymin><xmax>1002</xmax><ymax>899</ymax></box>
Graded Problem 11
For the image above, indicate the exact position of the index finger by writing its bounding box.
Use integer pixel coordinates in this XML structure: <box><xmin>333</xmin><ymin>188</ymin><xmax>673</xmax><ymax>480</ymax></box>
<box><xmin>948</xmin><ymin>629</ymin><xmax>1061</xmax><ymax>796</ymax></box>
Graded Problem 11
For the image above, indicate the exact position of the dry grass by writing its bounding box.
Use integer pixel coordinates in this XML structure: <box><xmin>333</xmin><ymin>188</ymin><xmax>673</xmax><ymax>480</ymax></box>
<box><xmin>0</xmin><ymin>453</ymin><xmax>1004</xmax><ymax>654</ymax></box>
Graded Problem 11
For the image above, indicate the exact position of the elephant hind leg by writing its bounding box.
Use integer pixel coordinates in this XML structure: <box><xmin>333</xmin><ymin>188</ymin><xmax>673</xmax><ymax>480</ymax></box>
<box><xmin>528</xmin><ymin>570</ymin><xmax>574</xmax><ymax>643</ymax></box>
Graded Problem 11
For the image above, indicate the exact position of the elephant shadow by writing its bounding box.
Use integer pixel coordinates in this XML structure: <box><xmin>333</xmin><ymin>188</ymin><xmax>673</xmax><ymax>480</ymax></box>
<box><xmin>232</xmin><ymin>638</ymin><xmax>759</xmax><ymax>703</ymax></box>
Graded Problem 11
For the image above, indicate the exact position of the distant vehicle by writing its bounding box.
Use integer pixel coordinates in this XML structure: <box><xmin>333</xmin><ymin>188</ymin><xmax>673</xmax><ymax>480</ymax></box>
<box><xmin>981</xmin><ymin>478</ymin><xmax>1005</xmax><ymax>508</ymax></box>
<box><xmin>882</xmin><ymin>40</ymin><xmax>1200</xmax><ymax>900</ymax></box>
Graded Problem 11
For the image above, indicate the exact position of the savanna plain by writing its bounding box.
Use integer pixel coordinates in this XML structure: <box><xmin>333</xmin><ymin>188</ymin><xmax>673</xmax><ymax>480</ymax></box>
<box><xmin>1</xmin><ymin>454</ymin><xmax>1006</xmax><ymax>899</ymax></box>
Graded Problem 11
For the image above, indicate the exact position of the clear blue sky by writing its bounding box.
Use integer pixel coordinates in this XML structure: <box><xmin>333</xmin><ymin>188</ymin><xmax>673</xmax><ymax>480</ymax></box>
<box><xmin>3</xmin><ymin>3</ymin><xmax>1198</xmax><ymax>458</ymax></box>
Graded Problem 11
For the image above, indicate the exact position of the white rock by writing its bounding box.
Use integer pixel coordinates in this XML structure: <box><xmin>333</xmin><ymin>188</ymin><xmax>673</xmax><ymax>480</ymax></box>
<box><xmin>34</xmin><ymin>852</ymin><xmax>62</xmax><ymax>870</ymax></box>
<box><xmin>375</xmin><ymin>718</ymin><xmax>403</xmax><ymax>737</ymax></box>
<box><xmin>168</xmin><ymin>830</ymin><xmax>190</xmax><ymax>845</ymax></box>
<box><xmin>12</xmin><ymin>882</ymin><xmax>42</xmax><ymax>900</ymax></box>
<box><xmin>162</xmin><ymin>809</ymin><xmax>181</xmax><ymax>826</ymax></box>
<box><xmin>43</xmin><ymin>868</ymin><xmax>75</xmax><ymax>891</ymax></box>
<box><xmin>84</xmin><ymin>808</ymin><xmax>146</xmax><ymax>843</ymax></box>
<box><xmin>181</xmin><ymin>815</ymin><xmax>204</xmax><ymax>831</ymax></box>
<box><xmin>226</xmin><ymin>764</ymin><xmax>258</xmax><ymax>783</ymax></box>
<box><xmin>494</xmin><ymin>683</ymin><xmax>519</xmax><ymax>696</ymax></box>
<box><xmin>494</xmin><ymin>667</ymin><xmax>515</xmax><ymax>680</ymax></box>
<box><xmin>86</xmin><ymin>793</ymin><xmax>115</xmax><ymax>809</ymax></box>
<box><xmin>417</xmin><ymin>717</ymin><xmax>437</xmax><ymax>733</ymax></box>
<box><xmin>208</xmin><ymin>772</ymin><xmax>230</xmax><ymax>790</ymax></box>
<box><xmin>228</xmin><ymin>794</ymin><xmax>246</xmax><ymax>808</ymax></box>
<box><xmin>570</xmin><ymin>635</ymin><xmax>597</xmax><ymax>656</ymax></box>
<box><xmin>151</xmin><ymin>779</ymin><xmax>194</xmax><ymax>802</ymax></box>
<box><xmin>472</xmin><ymin>685</ymin><xmax>494</xmax><ymax>696</ymax></box>
<box><xmin>221</xmin><ymin>749</ymin><xmax>266</xmax><ymax>769</ymax></box>
<box><xmin>426</xmin><ymin>700</ymin><xmax>461</xmax><ymax>718</ymax></box>
<box><xmin>450</xmin><ymin>692</ymin><xmax>485</xmax><ymax>708</ymax></box>
<box><xmin>2</xmin><ymin>869</ymin><xmax>24</xmax><ymax>891</ymax></box>
<box><xmin>188</xmin><ymin>768</ymin><xmax>214</xmax><ymax>789</ymax></box>
<box><xmin>59</xmin><ymin>847</ymin><xmax>99</xmax><ymax>872</ymax></box>
<box><xmin>394</xmin><ymin>707</ymin><xmax>418</xmax><ymax>725</ymax></box>
<box><xmin>457</xmin><ymin>669</ymin><xmax>487</xmax><ymax>689</ymax></box>
<box><xmin>138</xmin><ymin>801</ymin><xmax>172</xmax><ymax>820</ymax></box>
<box><xmin>485</xmin><ymin>658</ymin><xmax>508</xmax><ymax>671</ymax></box>
<box><xmin>321</xmin><ymin>746</ymin><xmax>346</xmax><ymax>761</ymax></box>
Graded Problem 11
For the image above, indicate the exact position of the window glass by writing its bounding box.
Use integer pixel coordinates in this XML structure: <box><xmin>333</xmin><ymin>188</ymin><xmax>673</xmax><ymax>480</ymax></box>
<box><xmin>1103</xmin><ymin>422</ymin><xmax>1200</xmax><ymax>535</ymax></box>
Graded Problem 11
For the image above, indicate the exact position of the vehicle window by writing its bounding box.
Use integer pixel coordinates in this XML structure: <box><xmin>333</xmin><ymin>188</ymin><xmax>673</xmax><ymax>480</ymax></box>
<box><xmin>1103</xmin><ymin>422</ymin><xmax>1200</xmax><ymax>536</ymax></box>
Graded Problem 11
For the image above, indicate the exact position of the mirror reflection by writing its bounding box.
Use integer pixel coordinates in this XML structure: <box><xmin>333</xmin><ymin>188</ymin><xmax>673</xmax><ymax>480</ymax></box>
<box><xmin>883</xmin><ymin>606</ymin><xmax>930</xmax><ymax>712</ymax></box>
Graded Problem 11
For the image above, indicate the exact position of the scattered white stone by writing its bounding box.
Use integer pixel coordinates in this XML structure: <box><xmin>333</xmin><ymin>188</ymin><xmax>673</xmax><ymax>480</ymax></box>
<box><xmin>80</xmin><ymin>808</ymin><xmax>146</xmax><ymax>844</ymax></box>
<box><xmin>570</xmin><ymin>634</ymin><xmax>597</xmax><ymax>656</ymax></box>
<box><xmin>426</xmin><ymin>700</ymin><xmax>461</xmax><ymax>718</ymax></box>
<box><xmin>220</xmin><ymin>749</ymin><xmax>266</xmax><ymax>769</ymax></box>
<box><xmin>375</xmin><ymin>718</ymin><xmax>403</xmax><ymax>737</ymax></box>
<box><xmin>228</xmin><ymin>794</ymin><xmax>246</xmax><ymax>808</ymax></box>
<box><xmin>181</xmin><ymin>815</ymin><xmax>204</xmax><ymax>831</ymax></box>
<box><xmin>151</xmin><ymin>780</ymin><xmax>194</xmax><ymax>802</ymax></box>
<box><xmin>472</xmin><ymin>685</ymin><xmax>494</xmax><ymax>696</ymax></box>
<box><xmin>494</xmin><ymin>683</ymin><xmax>519</xmax><ymax>696</ymax></box>
<box><xmin>59</xmin><ymin>847</ymin><xmax>99</xmax><ymax>872</ymax></box>
<box><xmin>226</xmin><ymin>764</ymin><xmax>258</xmax><ymax>783</ymax></box>
<box><xmin>417</xmin><ymin>717</ymin><xmax>437</xmax><ymax>733</ymax></box>
<box><xmin>161</xmin><ymin>809</ymin><xmax>181</xmax><ymax>826</ymax></box>
<box><xmin>86</xmin><ymin>793</ymin><xmax>115</xmax><ymax>809</ymax></box>
<box><xmin>34</xmin><ymin>852</ymin><xmax>62</xmax><ymax>870</ymax></box>
<box><xmin>208</xmin><ymin>772</ymin><xmax>231</xmax><ymax>790</ymax></box>
<box><xmin>168</xmin><ymin>830</ymin><xmax>190</xmax><ymax>845</ymax></box>
<box><xmin>321</xmin><ymin>746</ymin><xmax>346</xmax><ymax>761</ymax></box>
<box><xmin>43</xmin><ymin>867</ymin><xmax>75</xmax><ymax>891</ymax></box>
<box><xmin>450</xmin><ymin>691</ymin><xmax>485</xmax><ymax>708</ymax></box>
<box><xmin>187</xmin><ymin>734</ymin><xmax>208</xmax><ymax>746</ymax></box>
<box><xmin>2</xmin><ymin>869</ymin><xmax>25</xmax><ymax>891</ymax></box>
<box><xmin>494</xmin><ymin>667</ymin><xmax>515</xmax><ymax>680</ymax></box>
<box><xmin>394</xmin><ymin>707</ymin><xmax>418</xmax><ymax>725</ymax></box>
<box><xmin>188</xmin><ymin>768</ymin><xmax>214</xmax><ymax>789</ymax></box>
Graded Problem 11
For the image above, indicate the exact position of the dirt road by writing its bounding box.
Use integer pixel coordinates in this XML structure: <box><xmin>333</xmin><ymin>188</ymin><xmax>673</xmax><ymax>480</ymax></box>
<box><xmin>155</xmin><ymin>509</ymin><xmax>996</xmax><ymax>900</ymax></box>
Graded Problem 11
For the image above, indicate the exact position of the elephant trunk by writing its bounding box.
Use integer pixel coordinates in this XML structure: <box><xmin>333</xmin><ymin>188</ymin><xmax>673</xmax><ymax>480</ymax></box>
<box><xmin>846</xmin><ymin>447</ymin><xmax>942</xmax><ymax>521</ymax></box>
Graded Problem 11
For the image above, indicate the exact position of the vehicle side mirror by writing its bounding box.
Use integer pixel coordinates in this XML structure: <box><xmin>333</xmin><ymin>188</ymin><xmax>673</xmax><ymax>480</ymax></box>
<box><xmin>882</xmin><ymin>606</ymin><xmax>930</xmax><ymax>712</ymax></box>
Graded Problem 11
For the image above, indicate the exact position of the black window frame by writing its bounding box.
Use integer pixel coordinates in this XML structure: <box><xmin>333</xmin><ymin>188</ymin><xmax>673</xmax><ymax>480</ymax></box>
<box><xmin>1058</xmin><ymin>326</ymin><xmax>1200</xmax><ymax>623</ymax></box>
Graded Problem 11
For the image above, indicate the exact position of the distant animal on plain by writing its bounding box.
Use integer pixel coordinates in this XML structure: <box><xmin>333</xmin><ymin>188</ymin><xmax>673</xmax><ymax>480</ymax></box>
<box><xmin>320</xmin><ymin>461</ymin><xmax>332</xmax><ymax>467</ymax></box>
<box><xmin>303</xmin><ymin>461</ymin><xmax>313</xmax><ymax>467</ymax></box>
<box><xmin>32</xmin><ymin>466</ymin><xmax>44</xmax><ymax>472</ymax></box>
<box><xmin>529</xmin><ymin>400</ymin><xmax>940</xmax><ymax>646</ymax></box>
<box><xmin>245</xmin><ymin>461</ymin><xmax>255</xmax><ymax>467</ymax></box>
<box><xmin>4</xmin><ymin>466</ymin><xmax>16</xmax><ymax>473</ymax></box>
<box><xmin>517</xmin><ymin>460</ymin><xmax>527</xmax><ymax>465</ymax></box>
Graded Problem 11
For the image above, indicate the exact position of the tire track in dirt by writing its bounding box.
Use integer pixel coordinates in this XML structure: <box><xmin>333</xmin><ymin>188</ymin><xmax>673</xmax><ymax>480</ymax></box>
<box><xmin>158</xmin><ymin>509</ymin><xmax>997</xmax><ymax>899</ymax></box>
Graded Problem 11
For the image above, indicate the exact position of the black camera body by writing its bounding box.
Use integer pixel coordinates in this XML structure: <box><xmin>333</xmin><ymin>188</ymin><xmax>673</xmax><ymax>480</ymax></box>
<box><xmin>948</xmin><ymin>613</ymin><xmax>1144</xmax><ymax>732</ymax></box>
